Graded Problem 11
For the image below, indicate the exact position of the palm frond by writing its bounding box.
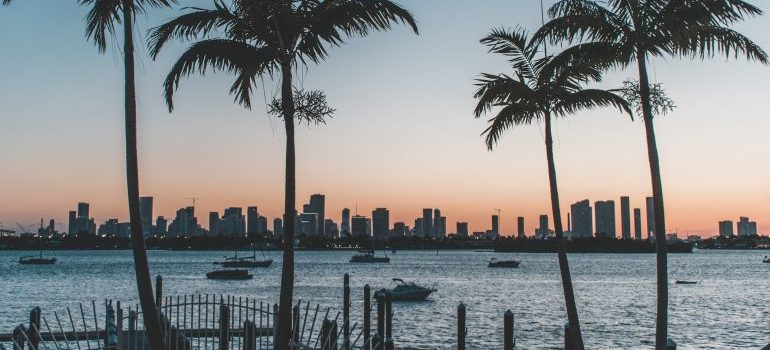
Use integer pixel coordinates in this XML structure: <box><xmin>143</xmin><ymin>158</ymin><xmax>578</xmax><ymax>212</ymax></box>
<box><xmin>670</xmin><ymin>25</ymin><xmax>768</xmax><ymax>64</ymax></box>
<box><xmin>148</xmin><ymin>1</ymin><xmax>240</xmax><ymax>58</ymax></box>
<box><xmin>481</xmin><ymin>27</ymin><xmax>538</xmax><ymax>82</ymax></box>
<box><xmin>80</xmin><ymin>0</ymin><xmax>121</xmax><ymax>52</ymax></box>
<box><xmin>553</xmin><ymin>89</ymin><xmax>632</xmax><ymax>118</ymax></box>
<box><xmin>473</xmin><ymin>73</ymin><xmax>536</xmax><ymax>117</ymax></box>
<box><xmin>163</xmin><ymin>39</ymin><xmax>278</xmax><ymax>111</ymax></box>
<box><xmin>482</xmin><ymin>103</ymin><xmax>542</xmax><ymax>150</ymax></box>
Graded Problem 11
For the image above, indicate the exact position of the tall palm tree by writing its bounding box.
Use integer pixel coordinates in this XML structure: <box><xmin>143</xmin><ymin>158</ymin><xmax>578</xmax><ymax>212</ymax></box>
<box><xmin>535</xmin><ymin>1</ymin><xmax>767</xmax><ymax>348</ymax></box>
<box><xmin>148</xmin><ymin>1</ymin><xmax>417</xmax><ymax>347</ymax></box>
<box><xmin>78</xmin><ymin>0</ymin><xmax>175</xmax><ymax>349</ymax></box>
<box><xmin>473</xmin><ymin>28</ymin><xmax>631</xmax><ymax>350</ymax></box>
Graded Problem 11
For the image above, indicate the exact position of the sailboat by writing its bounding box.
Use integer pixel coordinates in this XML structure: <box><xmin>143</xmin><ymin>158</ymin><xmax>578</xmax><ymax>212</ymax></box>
<box><xmin>214</xmin><ymin>244</ymin><xmax>272</xmax><ymax>268</ymax></box>
<box><xmin>19</xmin><ymin>251</ymin><xmax>57</xmax><ymax>265</ymax></box>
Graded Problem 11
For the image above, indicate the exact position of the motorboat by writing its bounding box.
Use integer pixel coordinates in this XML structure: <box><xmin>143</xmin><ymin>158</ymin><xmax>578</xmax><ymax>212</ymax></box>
<box><xmin>763</xmin><ymin>256</ymin><xmax>770</xmax><ymax>263</ymax></box>
<box><xmin>675</xmin><ymin>280</ymin><xmax>698</xmax><ymax>285</ymax></box>
<box><xmin>488</xmin><ymin>258</ymin><xmax>520</xmax><ymax>268</ymax></box>
<box><xmin>206</xmin><ymin>269</ymin><xmax>253</xmax><ymax>280</ymax></box>
<box><xmin>19</xmin><ymin>251</ymin><xmax>57</xmax><ymax>265</ymax></box>
<box><xmin>386</xmin><ymin>278</ymin><xmax>436</xmax><ymax>301</ymax></box>
<box><xmin>350</xmin><ymin>249</ymin><xmax>390</xmax><ymax>263</ymax></box>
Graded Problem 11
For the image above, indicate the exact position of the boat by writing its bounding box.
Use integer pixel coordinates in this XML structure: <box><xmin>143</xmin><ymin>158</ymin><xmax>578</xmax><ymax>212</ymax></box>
<box><xmin>19</xmin><ymin>251</ymin><xmax>57</xmax><ymax>265</ymax></box>
<box><xmin>214</xmin><ymin>245</ymin><xmax>273</xmax><ymax>268</ymax></box>
<box><xmin>763</xmin><ymin>256</ymin><xmax>770</xmax><ymax>263</ymax></box>
<box><xmin>488</xmin><ymin>258</ymin><xmax>520</xmax><ymax>268</ymax></box>
<box><xmin>206</xmin><ymin>269</ymin><xmax>253</xmax><ymax>280</ymax></box>
<box><xmin>385</xmin><ymin>278</ymin><xmax>436</xmax><ymax>301</ymax></box>
<box><xmin>350</xmin><ymin>249</ymin><xmax>390</xmax><ymax>263</ymax></box>
<box><xmin>675</xmin><ymin>280</ymin><xmax>698</xmax><ymax>285</ymax></box>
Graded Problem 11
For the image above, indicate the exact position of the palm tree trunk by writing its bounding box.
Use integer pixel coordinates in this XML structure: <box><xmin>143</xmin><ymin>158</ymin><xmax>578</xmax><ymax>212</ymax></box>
<box><xmin>636</xmin><ymin>51</ymin><xmax>668</xmax><ymax>350</ymax></box>
<box><xmin>544</xmin><ymin>113</ymin><xmax>584</xmax><ymax>350</ymax></box>
<box><xmin>276</xmin><ymin>60</ymin><xmax>297</xmax><ymax>350</ymax></box>
<box><xmin>122</xmin><ymin>5</ymin><xmax>165</xmax><ymax>350</ymax></box>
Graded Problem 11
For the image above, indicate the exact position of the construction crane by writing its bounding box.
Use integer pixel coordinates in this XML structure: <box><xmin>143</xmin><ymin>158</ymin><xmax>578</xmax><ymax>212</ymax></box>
<box><xmin>185</xmin><ymin>197</ymin><xmax>199</xmax><ymax>209</ymax></box>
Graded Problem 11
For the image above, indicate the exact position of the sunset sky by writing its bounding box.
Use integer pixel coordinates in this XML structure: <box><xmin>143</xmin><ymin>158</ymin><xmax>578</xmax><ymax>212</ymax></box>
<box><xmin>1</xmin><ymin>1</ymin><xmax>769</xmax><ymax>236</ymax></box>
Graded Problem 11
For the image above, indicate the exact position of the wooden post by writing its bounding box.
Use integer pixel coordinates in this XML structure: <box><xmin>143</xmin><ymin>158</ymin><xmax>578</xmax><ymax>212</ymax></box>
<box><xmin>384</xmin><ymin>291</ymin><xmax>393</xmax><ymax>350</ymax></box>
<box><xmin>363</xmin><ymin>284</ymin><xmax>371</xmax><ymax>350</ymax></box>
<box><xmin>12</xmin><ymin>325</ymin><xmax>26</xmax><ymax>350</ymax></box>
<box><xmin>564</xmin><ymin>323</ymin><xmax>573</xmax><ymax>350</ymax></box>
<box><xmin>243</xmin><ymin>320</ymin><xmax>257</xmax><ymax>350</ymax></box>
<box><xmin>343</xmin><ymin>273</ymin><xmax>350</xmax><ymax>350</ymax></box>
<box><xmin>503</xmin><ymin>310</ymin><xmax>513</xmax><ymax>350</ymax></box>
<box><xmin>105</xmin><ymin>303</ymin><xmax>119</xmax><ymax>349</ymax></box>
<box><xmin>219</xmin><ymin>304</ymin><xmax>230</xmax><ymax>350</ymax></box>
<box><xmin>155</xmin><ymin>275</ymin><xmax>163</xmax><ymax>308</ymax></box>
<box><xmin>457</xmin><ymin>303</ymin><xmax>466</xmax><ymax>350</ymax></box>
<box><xmin>116</xmin><ymin>302</ymin><xmax>123</xmax><ymax>345</ymax></box>
<box><xmin>320</xmin><ymin>319</ymin><xmax>333</xmax><ymax>350</ymax></box>
<box><xmin>292</xmin><ymin>304</ymin><xmax>300</xmax><ymax>345</ymax></box>
<box><xmin>128</xmin><ymin>310</ymin><xmax>137</xmax><ymax>349</ymax></box>
<box><xmin>374</xmin><ymin>290</ymin><xmax>385</xmax><ymax>343</ymax></box>
<box><xmin>371</xmin><ymin>333</ymin><xmax>382</xmax><ymax>350</ymax></box>
<box><xmin>28</xmin><ymin>307</ymin><xmax>41</xmax><ymax>350</ymax></box>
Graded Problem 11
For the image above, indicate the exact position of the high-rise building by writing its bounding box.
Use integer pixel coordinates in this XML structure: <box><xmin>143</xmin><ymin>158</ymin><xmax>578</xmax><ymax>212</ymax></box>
<box><xmin>77</xmin><ymin>202</ymin><xmax>90</xmax><ymax>219</ymax></box>
<box><xmin>302</xmin><ymin>194</ymin><xmax>326</xmax><ymax>236</ymax></box>
<box><xmin>247</xmin><ymin>206</ymin><xmax>259</xmax><ymax>235</ymax></box>
<box><xmin>749</xmin><ymin>221</ymin><xmax>758</xmax><ymax>236</ymax></box>
<box><xmin>633</xmin><ymin>208</ymin><xmax>642</xmax><ymax>240</ymax></box>
<box><xmin>209</xmin><ymin>212</ymin><xmax>221</xmax><ymax>235</ymax></box>
<box><xmin>273</xmin><ymin>218</ymin><xmax>283</xmax><ymax>238</ymax></box>
<box><xmin>341</xmin><ymin>208</ymin><xmax>350</xmax><ymax>236</ymax></box>
<box><xmin>439</xmin><ymin>217</ymin><xmax>447</xmax><ymax>238</ymax></box>
<box><xmin>422</xmin><ymin>209</ymin><xmax>433</xmax><ymax>238</ymax></box>
<box><xmin>433</xmin><ymin>209</ymin><xmax>442</xmax><ymax>239</ymax></box>
<box><xmin>719</xmin><ymin>220</ymin><xmax>734</xmax><ymax>238</ymax></box>
<box><xmin>351</xmin><ymin>215</ymin><xmax>369</xmax><ymax>237</ymax></box>
<box><xmin>570</xmin><ymin>200</ymin><xmax>593</xmax><ymax>238</ymax></box>
<box><xmin>168</xmin><ymin>207</ymin><xmax>198</xmax><ymax>237</ymax></box>
<box><xmin>139</xmin><ymin>197</ymin><xmax>153</xmax><ymax>237</ymax></box>
<box><xmin>299</xmin><ymin>213</ymin><xmax>319</xmax><ymax>236</ymax></box>
<box><xmin>414</xmin><ymin>218</ymin><xmax>424</xmax><ymax>237</ymax></box>
<box><xmin>456</xmin><ymin>222</ymin><xmax>469</xmax><ymax>239</ymax></box>
<box><xmin>71</xmin><ymin>202</ymin><xmax>96</xmax><ymax>236</ymax></box>
<box><xmin>372</xmin><ymin>208</ymin><xmax>390</xmax><ymax>240</ymax></box>
<box><xmin>324</xmin><ymin>219</ymin><xmax>339</xmax><ymax>238</ymax></box>
<box><xmin>221</xmin><ymin>207</ymin><xmax>246</xmax><ymax>236</ymax></box>
<box><xmin>620</xmin><ymin>196</ymin><xmax>631</xmax><ymax>240</ymax></box>
<box><xmin>393</xmin><ymin>222</ymin><xmax>406</xmax><ymax>237</ymax></box>
<box><xmin>646</xmin><ymin>196</ymin><xmax>655</xmax><ymax>239</ymax></box>
<box><xmin>68</xmin><ymin>211</ymin><xmax>77</xmax><ymax>236</ymax></box>
<box><xmin>737</xmin><ymin>217</ymin><xmax>757</xmax><ymax>236</ymax></box>
<box><xmin>536</xmin><ymin>215</ymin><xmax>549</xmax><ymax>239</ymax></box>
<box><xmin>517</xmin><ymin>217</ymin><xmax>525</xmax><ymax>238</ymax></box>
<box><xmin>156</xmin><ymin>216</ymin><xmax>167</xmax><ymax>236</ymax></box>
<box><xmin>256</xmin><ymin>215</ymin><xmax>268</xmax><ymax>236</ymax></box>
<box><xmin>594</xmin><ymin>200</ymin><xmax>616</xmax><ymax>238</ymax></box>
<box><xmin>491</xmin><ymin>215</ymin><xmax>499</xmax><ymax>237</ymax></box>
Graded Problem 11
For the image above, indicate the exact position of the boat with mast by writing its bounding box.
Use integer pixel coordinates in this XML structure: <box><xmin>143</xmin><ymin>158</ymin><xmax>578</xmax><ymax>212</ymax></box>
<box><xmin>19</xmin><ymin>251</ymin><xmax>57</xmax><ymax>265</ymax></box>
<box><xmin>214</xmin><ymin>244</ymin><xmax>272</xmax><ymax>268</ymax></box>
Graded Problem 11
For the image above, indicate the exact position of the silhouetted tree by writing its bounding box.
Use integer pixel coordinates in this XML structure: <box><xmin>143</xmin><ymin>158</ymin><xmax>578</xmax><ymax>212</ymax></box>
<box><xmin>535</xmin><ymin>1</ymin><xmax>767</xmax><ymax>347</ymax></box>
<box><xmin>79</xmin><ymin>0</ymin><xmax>175</xmax><ymax>349</ymax></box>
<box><xmin>148</xmin><ymin>1</ymin><xmax>417</xmax><ymax>347</ymax></box>
<box><xmin>473</xmin><ymin>27</ymin><xmax>631</xmax><ymax>350</ymax></box>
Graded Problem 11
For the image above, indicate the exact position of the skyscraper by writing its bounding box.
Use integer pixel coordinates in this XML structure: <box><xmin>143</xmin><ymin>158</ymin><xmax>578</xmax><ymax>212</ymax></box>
<box><xmin>304</xmin><ymin>194</ymin><xmax>326</xmax><ymax>236</ymax></box>
<box><xmin>646</xmin><ymin>196</ymin><xmax>655</xmax><ymax>239</ymax></box>
<box><xmin>372</xmin><ymin>208</ymin><xmax>390</xmax><ymax>239</ymax></box>
<box><xmin>433</xmin><ymin>209</ymin><xmax>442</xmax><ymax>239</ymax></box>
<box><xmin>139</xmin><ymin>196</ymin><xmax>153</xmax><ymax>237</ymax></box>
<box><xmin>209</xmin><ymin>212</ymin><xmax>220</xmax><ymax>235</ymax></box>
<box><xmin>537</xmin><ymin>215</ymin><xmax>549</xmax><ymax>239</ymax></box>
<box><xmin>719</xmin><ymin>220</ymin><xmax>734</xmax><ymax>238</ymax></box>
<box><xmin>247</xmin><ymin>206</ymin><xmax>259</xmax><ymax>235</ymax></box>
<box><xmin>737</xmin><ymin>217</ymin><xmax>757</xmax><ymax>236</ymax></box>
<box><xmin>517</xmin><ymin>217</ymin><xmax>525</xmax><ymax>238</ymax></box>
<box><xmin>393</xmin><ymin>222</ymin><xmax>406</xmax><ymax>237</ymax></box>
<box><xmin>351</xmin><ymin>215</ymin><xmax>369</xmax><ymax>237</ymax></box>
<box><xmin>156</xmin><ymin>216</ymin><xmax>167</xmax><ymax>236</ymax></box>
<box><xmin>414</xmin><ymin>218</ymin><xmax>423</xmax><ymax>237</ymax></box>
<box><xmin>168</xmin><ymin>207</ymin><xmax>198</xmax><ymax>237</ymax></box>
<box><xmin>620</xmin><ymin>196</ymin><xmax>631</xmax><ymax>240</ymax></box>
<box><xmin>633</xmin><ymin>208</ymin><xmax>642</xmax><ymax>240</ymax></box>
<box><xmin>68</xmin><ymin>211</ymin><xmax>76</xmax><ymax>236</ymax></box>
<box><xmin>594</xmin><ymin>200</ymin><xmax>616</xmax><ymax>238</ymax></box>
<box><xmin>456</xmin><ymin>222</ymin><xmax>469</xmax><ymax>239</ymax></box>
<box><xmin>422</xmin><ymin>209</ymin><xmax>433</xmax><ymax>238</ymax></box>
<box><xmin>491</xmin><ymin>215</ymin><xmax>499</xmax><ymax>237</ymax></box>
<box><xmin>77</xmin><ymin>202</ymin><xmax>90</xmax><ymax>219</ymax></box>
<box><xmin>221</xmin><ymin>207</ymin><xmax>246</xmax><ymax>236</ymax></box>
<box><xmin>439</xmin><ymin>217</ymin><xmax>447</xmax><ymax>238</ymax></box>
<box><xmin>273</xmin><ymin>218</ymin><xmax>283</xmax><ymax>238</ymax></box>
<box><xmin>570</xmin><ymin>200</ymin><xmax>592</xmax><ymax>238</ymax></box>
<box><xmin>341</xmin><ymin>208</ymin><xmax>351</xmax><ymax>237</ymax></box>
<box><xmin>299</xmin><ymin>213</ymin><xmax>319</xmax><ymax>236</ymax></box>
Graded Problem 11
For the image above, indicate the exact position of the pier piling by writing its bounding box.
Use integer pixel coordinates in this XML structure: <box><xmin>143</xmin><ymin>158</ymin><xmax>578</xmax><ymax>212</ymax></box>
<box><xmin>343</xmin><ymin>273</ymin><xmax>350</xmax><ymax>350</ymax></box>
<box><xmin>28</xmin><ymin>307</ymin><xmax>40</xmax><ymax>350</ymax></box>
<box><xmin>457</xmin><ymin>303</ymin><xmax>466</xmax><ymax>350</ymax></box>
<box><xmin>363</xmin><ymin>285</ymin><xmax>371</xmax><ymax>350</ymax></box>
<box><xmin>504</xmin><ymin>310</ymin><xmax>514</xmax><ymax>350</ymax></box>
<box><xmin>218</xmin><ymin>304</ymin><xmax>229</xmax><ymax>350</ymax></box>
<box><xmin>155</xmin><ymin>276</ymin><xmax>163</xmax><ymax>308</ymax></box>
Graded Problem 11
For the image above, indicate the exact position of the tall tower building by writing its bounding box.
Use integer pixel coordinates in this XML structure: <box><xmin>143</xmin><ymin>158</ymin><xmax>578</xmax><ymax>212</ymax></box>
<box><xmin>156</xmin><ymin>216</ymin><xmax>167</xmax><ymax>236</ymax></box>
<box><xmin>422</xmin><ymin>209</ymin><xmax>433</xmax><ymax>238</ymax></box>
<box><xmin>247</xmin><ymin>206</ymin><xmax>259</xmax><ymax>235</ymax></box>
<box><xmin>456</xmin><ymin>222</ymin><xmax>469</xmax><ymax>238</ymax></box>
<box><xmin>633</xmin><ymin>208</ymin><xmax>642</xmax><ymax>240</ymax></box>
<box><xmin>351</xmin><ymin>215</ymin><xmax>369</xmax><ymax>237</ymax></box>
<box><xmin>305</xmin><ymin>194</ymin><xmax>326</xmax><ymax>236</ymax></box>
<box><xmin>341</xmin><ymin>208</ymin><xmax>351</xmax><ymax>236</ymax></box>
<box><xmin>273</xmin><ymin>218</ymin><xmax>283</xmax><ymax>238</ymax></box>
<box><xmin>209</xmin><ymin>212</ymin><xmax>220</xmax><ymax>235</ymax></box>
<box><xmin>393</xmin><ymin>222</ymin><xmax>406</xmax><ymax>237</ymax></box>
<box><xmin>433</xmin><ymin>209</ymin><xmax>442</xmax><ymax>239</ymax></box>
<box><xmin>646</xmin><ymin>196</ymin><xmax>655</xmax><ymax>239</ymax></box>
<box><xmin>414</xmin><ymin>218</ymin><xmax>423</xmax><ymax>237</ymax></box>
<box><xmin>719</xmin><ymin>220</ymin><xmax>734</xmax><ymax>238</ymax></box>
<box><xmin>517</xmin><ymin>217</ymin><xmax>525</xmax><ymax>238</ymax></box>
<box><xmin>372</xmin><ymin>208</ymin><xmax>390</xmax><ymax>240</ymax></box>
<box><xmin>537</xmin><ymin>215</ymin><xmax>549</xmax><ymax>239</ymax></box>
<box><xmin>139</xmin><ymin>197</ymin><xmax>153</xmax><ymax>237</ymax></box>
<box><xmin>570</xmin><ymin>200</ymin><xmax>593</xmax><ymax>238</ymax></box>
<box><xmin>620</xmin><ymin>196</ymin><xmax>631</xmax><ymax>240</ymax></box>
<box><xmin>491</xmin><ymin>215</ymin><xmax>499</xmax><ymax>237</ymax></box>
<box><xmin>594</xmin><ymin>200</ymin><xmax>616</xmax><ymax>238</ymax></box>
<box><xmin>68</xmin><ymin>211</ymin><xmax>77</xmax><ymax>236</ymax></box>
<box><xmin>77</xmin><ymin>202</ymin><xmax>90</xmax><ymax>219</ymax></box>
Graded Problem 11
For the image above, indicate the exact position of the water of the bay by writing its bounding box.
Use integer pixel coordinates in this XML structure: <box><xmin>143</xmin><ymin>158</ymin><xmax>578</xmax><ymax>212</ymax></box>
<box><xmin>1</xmin><ymin>249</ymin><xmax>768</xmax><ymax>349</ymax></box>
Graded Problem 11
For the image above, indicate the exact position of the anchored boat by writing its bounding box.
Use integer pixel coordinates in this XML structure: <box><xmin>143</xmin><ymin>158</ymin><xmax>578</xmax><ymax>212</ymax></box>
<box><xmin>488</xmin><ymin>258</ymin><xmax>520</xmax><ymax>268</ymax></box>
<box><xmin>763</xmin><ymin>256</ymin><xmax>770</xmax><ymax>263</ymax></box>
<box><xmin>350</xmin><ymin>249</ymin><xmax>390</xmax><ymax>263</ymax></box>
<box><xmin>385</xmin><ymin>278</ymin><xmax>436</xmax><ymax>301</ymax></box>
<box><xmin>206</xmin><ymin>269</ymin><xmax>253</xmax><ymax>280</ymax></box>
<box><xmin>19</xmin><ymin>251</ymin><xmax>57</xmax><ymax>265</ymax></box>
<box><xmin>675</xmin><ymin>280</ymin><xmax>698</xmax><ymax>285</ymax></box>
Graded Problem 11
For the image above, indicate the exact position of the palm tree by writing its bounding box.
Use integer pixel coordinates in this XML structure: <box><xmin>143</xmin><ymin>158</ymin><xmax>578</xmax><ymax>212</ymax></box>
<box><xmin>534</xmin><ymin>1</ymin><xmax>767</xmax><ymax>348</ymax></box>
<box><xmin>148</xmin><ymin>1</ymin><xmax>417</xmax><ymax>347</ymax></box>
<box><xmin>473</xmin><ymin>28</ymin><xmax>631</xmax><ymax>350</ymax></box>
<box><xmin>78</xmin><ymin>0</ymin><xmax>175</xmax><ymax>349</ymax></box>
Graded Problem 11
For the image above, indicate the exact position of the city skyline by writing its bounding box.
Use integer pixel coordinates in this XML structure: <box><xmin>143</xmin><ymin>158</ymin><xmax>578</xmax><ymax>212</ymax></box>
<box><xmin>2</xmin><ymin>1</ymin><xmax>770</xmax><ymax>235</ymax></box>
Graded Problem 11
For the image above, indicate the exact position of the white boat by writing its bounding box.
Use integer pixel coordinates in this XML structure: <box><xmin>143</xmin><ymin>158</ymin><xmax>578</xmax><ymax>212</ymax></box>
<box><xmin>385</xmin><ymin>278</ymin><xmax>436</xmax><ymax>301</ymax></box>
<box><xmin>350</xmin><ymin>249</ymin><xmax>390</xmax><ymax>263</ymax></box>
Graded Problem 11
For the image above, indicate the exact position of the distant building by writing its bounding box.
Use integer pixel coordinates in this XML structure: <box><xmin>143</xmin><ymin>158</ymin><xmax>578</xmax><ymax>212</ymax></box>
<box><xmin>209</xmin><ymin>212</ymin><xmax>221</xmax><ymax>235</ymax></box>
<box><xmin>351</xmin><ymin>215</ymin><xmax>369</xmax><ymax>237</ymax></box>
<box><xmin>633</xmin><ymin>208</ymin><xmax>642</xmax><ymax>240</ymax></box>
<box><xmin>247</xmin><ymin>207</ymin><xmax>259</xmax><ymax>235</ymax></box>
<box><xmin>570</xmin><ymin>200</ymin><xmax>593</xmax><ymax>238</ymax></box>
<box><xmin>324</xmin><ymin>219</ymin><xmax>339</xmax><ymax>238</ymax></box>
<box><xmin>719</xmin><ymin>220</ymin><xmax>734</xmax><ymax>238</ymax></box>
<box><xmin>68</xmin><ymin>211</ymin><xmax>77</xmax><ymax>236</ymax></box>
<box><xmin>273</xmin><ymin>218</ymin><xmax>283</xmax><ymax>238</ymax></box>
<box><xmin>433</xmin><ymin>209</ymin><xmax>442</xmax><ymax>238</ymax></box>
<box><xmin>594</xmin><ymin>200</ymin><xmax>616</xmax><ymax>238</ymax></box>
<box><xmin>456</xmin><ymin>222</ymin><xmax>469</xmax><ymax>239</ymax></box>
<box><xmin>536</xmin><ymin>215</ymin><xmax>549</xmax><ymax>239</ymax></box>
<box><xmin>491</xmin><ymin>215</ymin><xmax>499</xmax><ymax>238</ymax></box>
<box><xmin>70</xmin><ymin>202</ymin><xmax>96</xmax><ymax>236</ymax></box>
<box><xmin>439</xmin><ymin>217</ymin><xmax>447</xmax><ymax>238</ymax></box>
<box><xmin>422</xmin><ymin>209</ymin><xmax>433</xmax><ymax>238</ymax></box>
<box><xmin>156</xmin><ymin>216</ymin><xmax>167</xmax><ymax>236</ymax></box>
<box><xmin>139</xmin><ymin>196</ymin><xmax>153</xmax><ymax>238</ymax></box>
<box><xmin>517</xmin><ymin>217</ymin><xmax>525</xmax><ymax>238</ymax></box>
<box><xmin>646</xmin><ymin>196</ymin><xmax>655</xmax><ymax>239</ymax></box>
<box><xmin>302</xmin><ymin>194</ymin><xmax>326</xmax><ymax>236</ymax></box>
<box><xmin>341</xmin><ymin>208</ymin><xmax>350</xmax><ymax>237</ymax></box>
<box><xmin>620</xmin><ymin>196</ymin><xmax>631</xmax><ymax>240</ymax></box>
<box><xmin>168</xmin><ymin>207</ymin><xmax>199</xmax><ymax>237</ymax></box>
<box><xmin>414</xmin><ymin>218</ymin><xmax>424</xmax><ymax>237</ymax></box>
<box><xmin>299</xmin><ymin>213</ymin><xmax>319</xmax><ymax>236</ymax></box>
<box><xmin>372</xmin><ymin>208</ymin><xmax>390</xmax><ymax>239</ymax></box>
<box><xmin>737</xmin><ymin>217</ymin><xmax>757</xmax><ymax>236</ymax></box>
<box><xmin>393</xmin><ymin>222</ymin><xmax>407</xmax><ymax>237</ymax></box>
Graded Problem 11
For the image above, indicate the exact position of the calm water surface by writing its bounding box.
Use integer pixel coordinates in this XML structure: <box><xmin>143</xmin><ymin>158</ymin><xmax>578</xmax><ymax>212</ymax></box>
<box><xmin>1</xmin><ymin>249</ymin><xmax>769</xmax><ymax>349</ymax></box>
